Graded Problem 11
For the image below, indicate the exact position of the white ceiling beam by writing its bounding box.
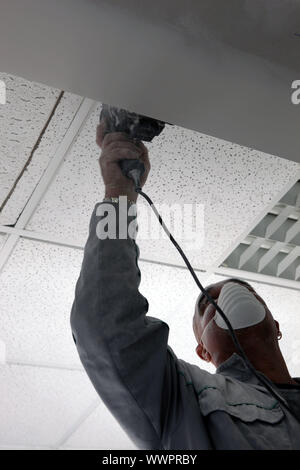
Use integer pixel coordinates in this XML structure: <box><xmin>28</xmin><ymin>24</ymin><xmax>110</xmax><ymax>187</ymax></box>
<box><xmin>1</xmin><ymin>1</ymin><xmax>300</xmax><ymax>163</ymax></box>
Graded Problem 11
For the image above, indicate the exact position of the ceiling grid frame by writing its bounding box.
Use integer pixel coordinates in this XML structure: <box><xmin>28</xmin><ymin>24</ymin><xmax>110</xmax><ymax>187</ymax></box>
<box><xmin>0</xmin><ymin>97</ymin><xmax>96</xmax><ymax>274</ymax></box>
<box><xmin>0</xmin><ymin>88</ymin><xmax>300</xmax><ymax>450</ymax></box>
<box><xmin>3</xmin><ymin>172</ymin><xmax>300</xmax><ymax>291</ymax></box>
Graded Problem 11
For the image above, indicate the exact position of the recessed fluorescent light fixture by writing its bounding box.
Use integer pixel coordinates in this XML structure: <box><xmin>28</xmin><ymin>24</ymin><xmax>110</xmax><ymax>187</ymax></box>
<box><xmin>222</xmin><ymin>181</ymin><xmax>300</xmax><ymax>283</ymax></box>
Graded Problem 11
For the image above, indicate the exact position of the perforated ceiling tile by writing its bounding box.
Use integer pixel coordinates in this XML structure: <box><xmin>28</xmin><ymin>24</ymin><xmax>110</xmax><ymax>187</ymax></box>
<box><xmin>60</xmin><ymin>402</ymin><xmax>137</xmax><ymax>450</ymax></box>
<box><xmin>0</xmin><ymin>234</ymin><xmax>211</xmax><ymax>371</ymax></box>
<box><xmin>0</xmin><ymin>237</ymin><xmax>84</xmax><ymax>368</ymax></box>
<box><xmin>0</xmin><ymin>364</ymin><xmax>99</xmax><ymax>447</ymax></box>
<box><xmin>139</xmin><ymin>261</ymin><xmax>214</xmax><ymax>372</ymax></box>
<box><xmin>202</xmin><ymin>273</ymin><xmax>300</xmax><ymax>377</ymax></box>
<box><xmin>27</xmin><ymin>108</ymin><xmax>300</xmax><ymax>269</ymax></box>
<box><xmin>26</xmin><ymin>102</ymin><xmax>103</xmax><ymax>238</ymax></box>
<box><xmin>0</xmin><ymin>77</ymin><xmax>83</xmax><ymax>225</ymax></box>
<box><xmin>0</xmin><ymin>73</ymin><xmax>61</xmax><ymax>218</ymax></box>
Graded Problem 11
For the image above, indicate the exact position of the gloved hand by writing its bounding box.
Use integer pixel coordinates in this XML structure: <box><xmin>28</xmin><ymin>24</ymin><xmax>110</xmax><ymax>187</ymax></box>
<box><xmin>96</xmin><ymin>118</ymin><xmax>151</xmax><ymax>202</ymax></box>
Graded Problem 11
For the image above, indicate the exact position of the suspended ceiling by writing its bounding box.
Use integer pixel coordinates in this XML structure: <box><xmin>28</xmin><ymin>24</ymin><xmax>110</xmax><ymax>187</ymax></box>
<box><xmin>0</xmin><ymin>72</ymin><xmax>300</xmax><ymax>449</ymax></box>
<box><xmin>1</xmin><ymin>0</ymin><xmax>300</xmax><ymax>451</ymax></box>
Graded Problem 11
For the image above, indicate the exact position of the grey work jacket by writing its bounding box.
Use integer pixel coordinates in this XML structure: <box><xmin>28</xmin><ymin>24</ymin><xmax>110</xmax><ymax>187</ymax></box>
<box><xmin>70</xmin><ymin>202</ymin><xmax>300</xmax><ymax>450</ymax></box>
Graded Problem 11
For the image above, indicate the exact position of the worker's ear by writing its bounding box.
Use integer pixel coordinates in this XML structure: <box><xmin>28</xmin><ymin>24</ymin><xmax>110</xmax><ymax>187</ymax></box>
<box><xmin>196</xmin><ymin>343</ymin><xmax>211</xmax><ymax>363</ymax></box>
<box><xmin>274</xmin><ymin>319</ymin><xmax>282</xmax><ymax>340</ymax></box>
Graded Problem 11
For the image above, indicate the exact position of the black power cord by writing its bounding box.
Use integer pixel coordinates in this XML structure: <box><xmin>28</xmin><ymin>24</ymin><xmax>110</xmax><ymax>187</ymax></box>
<box><xmin>99</xmin><ymin>97</ymin><xmax>296</xmax><ymax>419</ymax></box>
<box><xmin>133</xmin><ymin>183</ymin><xmax>296</xmax><ymax>418</ymax></box>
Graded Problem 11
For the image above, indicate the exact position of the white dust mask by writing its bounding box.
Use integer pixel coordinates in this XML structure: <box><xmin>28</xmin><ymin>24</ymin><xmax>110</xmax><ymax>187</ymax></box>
<box><xmin>214</xmin><ymin>282</ymin><xmax>266</xmax><ymax>330</ymax></box>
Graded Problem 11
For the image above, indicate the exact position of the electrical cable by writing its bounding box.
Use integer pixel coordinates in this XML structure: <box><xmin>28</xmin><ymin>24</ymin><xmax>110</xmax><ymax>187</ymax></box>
<box><xmin>134</xmin><ymin>182</ymin><xmax>296</xmax><ymax>418</ymax></box>
<box><xmin>99</xmin><ymin>101</ymin><xmax>297</xmax><ymax>420</ymax></box>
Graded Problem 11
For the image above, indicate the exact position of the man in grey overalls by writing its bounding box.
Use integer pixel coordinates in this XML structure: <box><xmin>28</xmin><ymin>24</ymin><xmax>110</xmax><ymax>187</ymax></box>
<box><xmin>70</xmin><ymin>120</ymin><xmax>300</xmax><ymax>450</ymax></box>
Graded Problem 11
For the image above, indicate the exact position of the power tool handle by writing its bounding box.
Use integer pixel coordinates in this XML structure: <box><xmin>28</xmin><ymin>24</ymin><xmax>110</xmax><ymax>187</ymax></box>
<box><xmin>119</xmin><ymin>159</ymin><xmax>145</xmax><ymax>179</ymax></box>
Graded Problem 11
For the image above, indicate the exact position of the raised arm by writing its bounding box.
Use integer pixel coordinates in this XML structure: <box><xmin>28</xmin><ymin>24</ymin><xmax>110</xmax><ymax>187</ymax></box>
<box><xmin>70</xmin><ymin>121</ymin><xmax>181</xmax><ymax>449</ymax></box>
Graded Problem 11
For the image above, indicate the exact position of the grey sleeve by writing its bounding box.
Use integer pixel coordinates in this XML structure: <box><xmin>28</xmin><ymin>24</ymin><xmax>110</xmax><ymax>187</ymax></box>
<box><xmin>70</xmin><ymin>201</ymin><xmax>181</xmax><ymax>449</ymax></box>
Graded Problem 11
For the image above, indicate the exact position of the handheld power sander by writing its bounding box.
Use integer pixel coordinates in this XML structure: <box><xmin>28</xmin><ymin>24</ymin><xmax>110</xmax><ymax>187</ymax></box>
<box><xmin>99</xmin><ymin>104</ymin><xmax>168</xmax><ymax>189</ymax></box>
<box><xmin>98</xmin><ymin>103</ymin><xmax>292</xmax><ymax>413</ymax></box>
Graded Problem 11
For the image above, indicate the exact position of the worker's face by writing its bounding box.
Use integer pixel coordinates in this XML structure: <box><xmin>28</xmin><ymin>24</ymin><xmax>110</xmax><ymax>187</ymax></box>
<box><xmin>192</xmin><ymin>279</ymin><xmax>278</xmax><ymax>367</ymax></box>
